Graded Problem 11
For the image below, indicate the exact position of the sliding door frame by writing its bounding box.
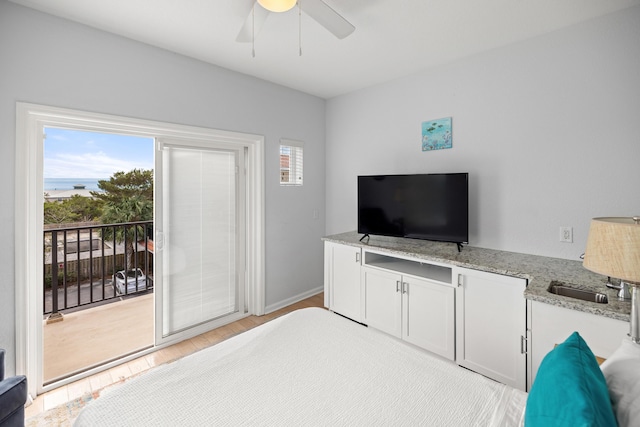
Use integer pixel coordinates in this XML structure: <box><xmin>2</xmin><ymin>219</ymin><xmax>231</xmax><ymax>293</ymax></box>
<box><xmin>15</xmin><ymin>102</ymin><xmax>265</xmax><ymax>397</ymax></box>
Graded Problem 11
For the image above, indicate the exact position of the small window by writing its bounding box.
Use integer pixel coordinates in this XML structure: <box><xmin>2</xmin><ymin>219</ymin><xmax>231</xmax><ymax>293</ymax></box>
<box><xmin>280</xmin><ymin>139</ymin><xmax>303</xmax><ymax>186</ymax></box>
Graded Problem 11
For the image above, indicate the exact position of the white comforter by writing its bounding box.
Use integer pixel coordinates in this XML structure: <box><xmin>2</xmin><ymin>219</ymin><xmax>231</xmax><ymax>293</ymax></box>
<box><xmin>75</xmin><ymin>307</ymin><xmax>526</xmax><ymax>426</ymax></box>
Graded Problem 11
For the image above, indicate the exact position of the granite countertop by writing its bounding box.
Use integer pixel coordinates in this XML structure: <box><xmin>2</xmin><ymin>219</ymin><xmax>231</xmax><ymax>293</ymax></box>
<box><xmin>323</xmin><ymin>231</ymin><xmax>631</xmax><ymax>323</ymax></box>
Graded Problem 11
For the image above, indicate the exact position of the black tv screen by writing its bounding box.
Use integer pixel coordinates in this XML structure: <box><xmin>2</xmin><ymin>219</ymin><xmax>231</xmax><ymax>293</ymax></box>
<box><xmin>358</xmin><ymin>173</ymin><xmax>469</xmax><ymax>244</ymax></box>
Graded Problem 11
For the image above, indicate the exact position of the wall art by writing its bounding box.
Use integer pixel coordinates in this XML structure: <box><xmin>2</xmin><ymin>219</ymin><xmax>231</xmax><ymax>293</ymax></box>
<box><xmin>422</xmin><ymin>117</ymin><xmax>452</xmax><ymax>151</ymax></box>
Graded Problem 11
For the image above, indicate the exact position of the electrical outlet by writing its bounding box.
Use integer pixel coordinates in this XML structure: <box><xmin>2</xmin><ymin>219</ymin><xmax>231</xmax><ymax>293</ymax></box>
<box><xmin>560</xmin><ymin>226</ymin><xmax>573</xmax><ymax>243</ymax></box>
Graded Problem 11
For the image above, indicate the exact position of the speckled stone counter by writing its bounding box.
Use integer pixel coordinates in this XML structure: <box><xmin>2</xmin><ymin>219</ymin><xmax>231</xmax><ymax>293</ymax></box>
<box><xmin>323</xmin><ymin>231</ymin><xmax>631</xmax><ymax>322</ymax></box>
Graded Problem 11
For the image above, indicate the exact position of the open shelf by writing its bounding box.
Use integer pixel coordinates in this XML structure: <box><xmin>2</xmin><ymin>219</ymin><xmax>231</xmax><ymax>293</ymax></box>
<box><xmin>363</xmin><ymin>251</ymin><xmax>452</xmax><ymax>285</ymax></box>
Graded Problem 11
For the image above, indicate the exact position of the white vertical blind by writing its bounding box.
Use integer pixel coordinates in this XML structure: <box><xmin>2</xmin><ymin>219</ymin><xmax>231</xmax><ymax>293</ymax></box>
<box><xmin>280</xmin><ymin>138</ymin><xmax>303</xmax><ymax>186</ymax></box>
<box><xmin>162</xmin><ymin>145</ymin><xmax>238</xmax><ymax>336</ymax></box>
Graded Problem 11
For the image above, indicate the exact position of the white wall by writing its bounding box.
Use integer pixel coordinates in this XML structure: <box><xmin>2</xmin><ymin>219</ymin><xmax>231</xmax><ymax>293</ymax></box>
<box><xmin>0</xmin><ymin>1</ymin><xmax>325</xmax><ymax>374</ymax></box>
<box><xmin>326</xmin><ymin>6</ymin><xmax>640</xmax><ymax>260</ymax></box>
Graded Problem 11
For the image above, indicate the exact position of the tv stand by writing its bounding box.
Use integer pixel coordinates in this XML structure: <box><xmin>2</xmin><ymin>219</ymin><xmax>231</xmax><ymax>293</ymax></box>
<box><xmin>456</xmin><ymin>242</ymin><xmax>463</xmax><ymax>252</ymax></box>
<box><xmin>323</xmin><ymin>235</ymin><xmax>528</xmax><ymax>391</ymax></box>
<box><xmin>359</xmin><ymin>234</ymin><xmax>370</xmax><ymax>243</ymax></box>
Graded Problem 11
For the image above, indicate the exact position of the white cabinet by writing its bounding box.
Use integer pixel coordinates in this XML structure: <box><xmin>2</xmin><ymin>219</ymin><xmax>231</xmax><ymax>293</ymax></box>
<box><xmin>324</xmin><ymin>241</ymin><xmax>529</xmax><ymax>390</ymax></box>
<box><xmin>456</xmin><ymin>267</ymin><xmax>528</xmax><ymax>391</ymax></box>
<box><xmin>361</xmin><ymin>267</ymin><xmax>402</xmax><ymax>336</ymax></box>
<box><xmin>324</xmin><ymin>242</ymin><xmax>362</xmax><ymax>322</ymax></box>
<box><xmin>530</xmin><ymin>301</ymin><xmax>628</xmax><ymax>383</ymax></box>
<box><xmin>361</xmin><ymin>252</ymin><xmax>456</xmax><ymax>360</ymax></box>
<box><xmin>403</xmin><ymin>276</ymin><xmax>455</xmax><ymax>359</ymax></box>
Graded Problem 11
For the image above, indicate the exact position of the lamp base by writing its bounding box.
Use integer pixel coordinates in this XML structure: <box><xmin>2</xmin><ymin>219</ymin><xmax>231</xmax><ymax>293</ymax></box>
<box><xmin>607</xmin><ymin>278</ymin><xmax>632</xmax><ymax>300</ymax></box>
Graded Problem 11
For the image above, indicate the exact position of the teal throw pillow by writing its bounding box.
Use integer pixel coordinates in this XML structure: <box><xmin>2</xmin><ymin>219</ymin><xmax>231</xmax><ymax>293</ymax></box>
<box><xmin>525</xmin><ymin>331</ymin><xmax>617</xmax><ymax>427</ymax></box>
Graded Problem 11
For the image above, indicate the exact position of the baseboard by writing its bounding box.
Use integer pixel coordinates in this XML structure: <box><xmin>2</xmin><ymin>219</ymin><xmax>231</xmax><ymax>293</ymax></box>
<box><xmin>264</xmin><ymin>286</ymin><xmax>324</xmax><ymax>314</ymax></box>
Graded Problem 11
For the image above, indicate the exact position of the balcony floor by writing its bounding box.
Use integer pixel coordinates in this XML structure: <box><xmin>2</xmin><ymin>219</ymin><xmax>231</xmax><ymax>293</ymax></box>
<box><xmin>44</xmin><ymin>293</ymin><xmax>154</xmax><ymax>382</ymax></box>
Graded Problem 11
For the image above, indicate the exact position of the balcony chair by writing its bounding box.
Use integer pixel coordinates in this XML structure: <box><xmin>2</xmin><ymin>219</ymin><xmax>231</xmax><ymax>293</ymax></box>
<box><xmin>0</xmin><ymin>349</ymin><xmax>27</xmax><ymax>427</ymax></box>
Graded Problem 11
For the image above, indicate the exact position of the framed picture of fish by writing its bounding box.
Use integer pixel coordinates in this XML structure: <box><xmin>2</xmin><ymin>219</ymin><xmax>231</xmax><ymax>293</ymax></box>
<box><xmin>421</xmin><ymin>117</ymin><xmax>452</xmax><ymax>151</ymax></box>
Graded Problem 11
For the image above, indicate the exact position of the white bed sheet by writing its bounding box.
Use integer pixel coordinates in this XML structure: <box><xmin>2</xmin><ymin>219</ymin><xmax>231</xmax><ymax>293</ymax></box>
<box><xmin>75</xmin><ymin>307</ymin><xmax>526</xmax><ymax>426</ymax></box>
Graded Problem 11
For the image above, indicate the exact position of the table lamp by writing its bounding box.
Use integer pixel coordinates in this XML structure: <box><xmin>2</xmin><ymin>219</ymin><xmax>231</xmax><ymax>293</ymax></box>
<box><xmin>583</xmin><ymin>217</ymin><xmax>640</xmax><ymax>343</ymax></box>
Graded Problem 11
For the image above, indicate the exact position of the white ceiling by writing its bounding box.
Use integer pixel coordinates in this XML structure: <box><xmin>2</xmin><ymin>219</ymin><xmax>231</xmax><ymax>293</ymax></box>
<box><xmin>9</xmin><ymin>0</ymin><xmax>640</xmax><ymax>99</ymax></box>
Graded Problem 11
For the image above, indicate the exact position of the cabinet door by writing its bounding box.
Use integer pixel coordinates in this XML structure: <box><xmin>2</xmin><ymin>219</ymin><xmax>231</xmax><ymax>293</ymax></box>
<box><xmin>530</xmin><ymin>301</ymin><xmax>628</xmax><ymax>383</ymax></box>
<box><xmin>456</xmin><ymin>268</ymin><xmax>527</xmax><ymax>391</ymax></box>
<box><xmin>403</xmin><ymin>276</ymin><xmax>455</xmax><ymax>360</ymax></box>
<box><xmin>361</xmin><ymin>266</ymin><xmax>402</xmax><ymax>337</ymax></box>
<box><xmin>324</xmin><ymin>242</ymin><xmax>362</xmax><ymax>322</ymax></box>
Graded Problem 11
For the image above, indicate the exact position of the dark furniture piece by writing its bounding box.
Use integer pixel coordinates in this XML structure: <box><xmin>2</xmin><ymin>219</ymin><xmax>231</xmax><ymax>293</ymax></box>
<box><xmin>0</xmin><ymin>349</ymin><xmax>27</xmax><ymax>427</ymax></box>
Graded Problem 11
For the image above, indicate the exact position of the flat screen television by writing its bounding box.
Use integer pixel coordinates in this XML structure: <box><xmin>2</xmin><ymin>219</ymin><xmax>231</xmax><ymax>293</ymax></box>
<box><xmin>358</xmin><ymin>173</ymin><xmax>469</xmax><ymax>246</ymax></box>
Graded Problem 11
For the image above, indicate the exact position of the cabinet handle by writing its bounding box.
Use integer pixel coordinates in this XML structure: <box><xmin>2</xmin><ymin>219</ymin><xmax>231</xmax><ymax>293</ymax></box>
<box><xmin>520</xmin><ymin>335</ymin><xmax>528</xmax><ymax>354</ymax></box>
<box><xmin>457</xmin><ymin>274</ymin><xmax>463</xmax><ymax>287</ymax></box>
<box><xmin>356</xmin><ymin>252</ymin><xmax>360</xmax><ymax>263</ymax></box>
<box><xmin>402</xmin><ymin>282</ymin><xmax>408</xmax><ymax>294</ymax></box>
<box><xmin>396</xmin><ymin>281</ymin><xmax>401</xmax><ymax>292</ymax></box>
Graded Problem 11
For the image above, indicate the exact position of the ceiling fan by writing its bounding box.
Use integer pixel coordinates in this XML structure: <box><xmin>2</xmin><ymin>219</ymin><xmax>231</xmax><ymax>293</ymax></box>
<box><xmin>236</xmin><ymin>0</ymin><xmax>355</xmax><ymax>43</ymax></box>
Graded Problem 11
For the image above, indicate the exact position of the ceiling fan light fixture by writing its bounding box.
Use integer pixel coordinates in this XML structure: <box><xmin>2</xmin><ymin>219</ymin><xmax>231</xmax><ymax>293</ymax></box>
<box><xmin>257</xmin><ymin>0</ymin><xmax>297</xmax><ymax>13</ymax></box>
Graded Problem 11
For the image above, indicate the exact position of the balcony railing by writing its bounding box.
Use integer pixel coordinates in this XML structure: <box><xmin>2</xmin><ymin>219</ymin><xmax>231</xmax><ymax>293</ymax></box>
<box><xmin>44</xmin><ymin>220</ymin><xmax>154</xmax><ymax>319</ymax></box>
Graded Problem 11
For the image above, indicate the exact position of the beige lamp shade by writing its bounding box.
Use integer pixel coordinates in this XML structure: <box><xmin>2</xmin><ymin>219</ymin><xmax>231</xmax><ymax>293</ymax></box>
<box><xmin>257</xmin><ymin>0</ymin><xmax>297</xmax><ymax>12</ymax></box>
<box><xmin>583</xmin><ymin>217</ymin><xmax>640</xmax><ymax>283</ymax></box>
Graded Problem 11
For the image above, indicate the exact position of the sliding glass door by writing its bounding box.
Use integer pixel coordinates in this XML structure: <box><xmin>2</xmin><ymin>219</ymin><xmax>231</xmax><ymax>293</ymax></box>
<box><xmin>155</xmin><ymin>138</ymin><xmax>246</xmax><ymax>342</ymax></box>
<box><xmin>17</xmin><ymin>103</ymin><xmax>264</xmax><ymax>395</ymax></box>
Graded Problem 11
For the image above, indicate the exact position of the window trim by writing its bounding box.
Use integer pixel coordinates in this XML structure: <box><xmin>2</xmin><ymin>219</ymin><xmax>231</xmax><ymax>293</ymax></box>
<box><xmin>279</xmin><ymin>138</ymin><xmax>303</xmax><ymax>186</ymax></box>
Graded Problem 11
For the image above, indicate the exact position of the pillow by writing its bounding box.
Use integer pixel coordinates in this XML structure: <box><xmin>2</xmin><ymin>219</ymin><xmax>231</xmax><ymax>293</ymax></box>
<box><xmin>525</xmin><ymin>332</ymin><xmax>617</xmax><ymax>427</ymax></box>
<box><xmin>600</xmin><ymin>337</ymin><xmax>640</xmax><ymax>427</ymax></box>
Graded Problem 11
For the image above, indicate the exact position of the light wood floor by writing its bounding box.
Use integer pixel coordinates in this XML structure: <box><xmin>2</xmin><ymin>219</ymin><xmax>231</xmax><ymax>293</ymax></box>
<box><xmin>27</xmin><ymin>292</ymin><xmax>325</xmax><ymax>420</ymax></box>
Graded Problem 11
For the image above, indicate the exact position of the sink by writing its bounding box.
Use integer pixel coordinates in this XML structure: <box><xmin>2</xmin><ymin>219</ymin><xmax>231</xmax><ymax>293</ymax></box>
<box><xmin>548</xmin><ymin>281</ymin><xmax>608</xmax><ymax>304</ymax></box>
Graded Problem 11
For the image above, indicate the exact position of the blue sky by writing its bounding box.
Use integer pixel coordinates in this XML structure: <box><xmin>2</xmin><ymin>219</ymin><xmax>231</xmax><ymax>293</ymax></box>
<box><xmin>44</xmin><ymin>127</ymin><xmax>154</xmax><ymax>178</ymax></box>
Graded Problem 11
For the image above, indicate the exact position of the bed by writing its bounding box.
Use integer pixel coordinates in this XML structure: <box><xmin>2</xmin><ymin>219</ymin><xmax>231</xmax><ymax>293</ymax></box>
<box><xmin>75</xmin><ymin>307</ymin><xmax>527</xmax><ymax>426</ymax></box>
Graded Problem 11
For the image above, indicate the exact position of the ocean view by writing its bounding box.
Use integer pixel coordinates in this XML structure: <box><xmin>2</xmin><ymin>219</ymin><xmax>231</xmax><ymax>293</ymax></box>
<box><xmin>44</xmin><ymin>178</ymin><xmax>105</xmax><ymax>191</ymax></box>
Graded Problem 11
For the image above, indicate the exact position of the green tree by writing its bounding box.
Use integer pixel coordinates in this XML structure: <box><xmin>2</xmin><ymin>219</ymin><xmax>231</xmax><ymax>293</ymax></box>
<box><xmin>65</xmin><ymin>194</ymin><xmax>103</xmax><ymax>222</ymax></box>
<box><xmin>91</xmin><ymin>169</ymin><xmax>153</xmax><ymax>205</ymax></box>
<box><xmin>94</xmin><ymin>169</ymin><xmax>154</xmax><ymax>270</ymax></box>
<box><xmin>44</xmin><ymin>200</ymin><xmax>76</xmax><ymax>224</ymax></box>
<box><xmin>43</xmin><ymin>195</ymin><xmax>103</xmax><ymax>224</ymax></box>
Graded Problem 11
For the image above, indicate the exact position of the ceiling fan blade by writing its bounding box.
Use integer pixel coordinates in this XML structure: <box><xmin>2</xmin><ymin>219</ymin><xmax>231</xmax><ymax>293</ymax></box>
<box><xmin>236</xmin><ymin>3</ymin><xmax>270</xmax><ymax>43</ymax></box>
<box><xmin>300</xmin><ymin>0</ymin><xmax>355</xmax><ymax>39</ymax></box>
